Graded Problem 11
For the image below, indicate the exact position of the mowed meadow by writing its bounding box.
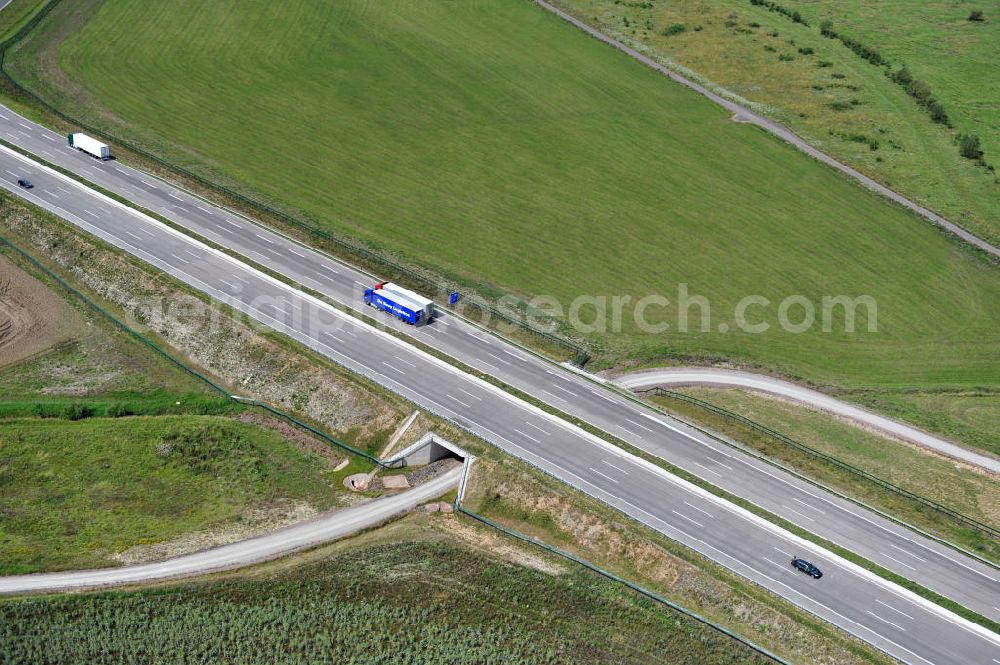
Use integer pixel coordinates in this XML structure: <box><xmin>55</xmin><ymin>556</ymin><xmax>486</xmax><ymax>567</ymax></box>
<box><xmin>9</xmin><ymin>0</ymin><xmax>1000</xmax><ymax>389</ymax></box>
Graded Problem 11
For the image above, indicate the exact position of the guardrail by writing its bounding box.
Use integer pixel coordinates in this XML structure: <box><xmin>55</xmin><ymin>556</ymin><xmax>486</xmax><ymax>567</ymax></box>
<box><xmin>0</xmin><ymin>230</ymin><xmax>396</xmax><ymax>469</ymax></box>
<box><xmin>0</xmin><ymin>0</ymin><xmax>590</xmax><ymax>367</ymax></box>
<box><xmin>640</xmin><ymin>386</ymin><xmax>1000</xmax><ymax>541</ymax></box>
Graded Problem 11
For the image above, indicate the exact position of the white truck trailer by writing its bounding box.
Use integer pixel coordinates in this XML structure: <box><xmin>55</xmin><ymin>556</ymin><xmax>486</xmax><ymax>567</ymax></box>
<box><xmin>67</xmin><ymin>133</ymin><xmax>111</xmax><ymax>160</ymax></box>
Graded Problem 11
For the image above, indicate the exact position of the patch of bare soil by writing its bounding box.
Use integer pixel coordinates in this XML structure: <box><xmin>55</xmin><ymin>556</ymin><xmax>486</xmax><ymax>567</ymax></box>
<box><xmin>438</xmin><ymin>517</ymin><xmax>566</xmax><ymax>576</ymax></box>
<box><xmin>0</xmin><ymin>253</ymin><xmax>85</xmax><ymax>368</ymax></box>
<box><xmin>237</xmin><ymin>412</ymin><xmax>346</xmax><ymax>470</ymax></box>
<box><xmin>110</xmin><ymin>499</ymin><xmax>318</xmax><ymax>566</ymax></box>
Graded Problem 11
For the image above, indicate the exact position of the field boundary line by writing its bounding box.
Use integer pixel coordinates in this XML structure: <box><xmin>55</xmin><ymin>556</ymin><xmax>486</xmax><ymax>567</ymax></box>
<box><xmin>535</xmin><ymin>0</ymin><xmax>1000</xmax><ymax>260</ymax></box>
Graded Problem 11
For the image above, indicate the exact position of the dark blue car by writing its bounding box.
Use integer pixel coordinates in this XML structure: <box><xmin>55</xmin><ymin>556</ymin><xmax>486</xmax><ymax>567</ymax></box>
<box><xmin>792</xmin><ymin>558</ymin><xmax>823</xmax><ymax>579</ymax></box>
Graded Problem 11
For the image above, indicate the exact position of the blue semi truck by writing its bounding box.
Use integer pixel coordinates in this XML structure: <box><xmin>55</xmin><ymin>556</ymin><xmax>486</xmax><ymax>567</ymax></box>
<box><xmin>363</xmin><ymin>282</ymin><xmax>435</xmax><ymax>325</ymax></box>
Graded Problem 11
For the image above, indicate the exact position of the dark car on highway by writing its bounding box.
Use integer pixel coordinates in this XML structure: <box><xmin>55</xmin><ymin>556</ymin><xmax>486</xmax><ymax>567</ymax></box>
<box><xmin>17</xmin><ymin>178</ymin><xmax>33</xmax><ymax>189</ymax></box>
<box><xmin>791</xmin><ymin>557</ymin><xmax>823</xmax><ymax>579</ymax></box>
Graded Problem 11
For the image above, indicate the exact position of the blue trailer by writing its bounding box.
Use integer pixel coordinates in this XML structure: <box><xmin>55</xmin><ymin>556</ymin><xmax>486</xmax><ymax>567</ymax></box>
<box><xmin>363</xmin><ymin>282</ymin><xmax>434</xmax><ymax>325</ymax></box>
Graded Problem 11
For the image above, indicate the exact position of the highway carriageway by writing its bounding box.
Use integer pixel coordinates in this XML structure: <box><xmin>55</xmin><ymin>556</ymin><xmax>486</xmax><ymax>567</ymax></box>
<box><xmin>0</xmin><ymin>122</ymin><xmax>998</xmax><ymax>663</ymax></box>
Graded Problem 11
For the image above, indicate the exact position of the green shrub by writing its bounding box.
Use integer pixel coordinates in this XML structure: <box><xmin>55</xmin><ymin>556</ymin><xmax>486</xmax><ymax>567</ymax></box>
<box><xmin>968</xmin><ymin>9</ymin><xmax>984</xmax><ymax>22</ymax></box>
<box><xmin>107</xmin><ymin>403</ymin><xmax>134</xmax><ymax>418</ymax></box>
<box><xmin>778</xmin><ymin>53</ymin><xmax>794</xmax><ymax>61</ymax></box>
<box><xmin>660</xmin><ymin>23</ymin><xmax>686</xmax><ymax>36</ymax></box>
<box><xmin>959</xmin><ymin>134</ymin><xmax>983</xmax><ymax>160</ymax></box>
<box><xmin>798</xmin><ymin>46</ymin><xmax>814</xmax><ymax>55</ymax></box>
<box><xmin>63</xmin><ymin>403</ymin><xmax>94</xmax><ymax>421</ymax></box>
<box><xmin>928</xmin><ymin>101</ymin><xmax>949</xmax><ymax>125</ymax></box>
<box><xmin>817</xmin><ymin>60</ymin><xmax>832</xmax><ymax>67</ymax></box>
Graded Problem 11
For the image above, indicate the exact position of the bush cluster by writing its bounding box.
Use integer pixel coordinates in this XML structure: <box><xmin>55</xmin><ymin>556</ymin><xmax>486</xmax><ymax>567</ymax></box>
<box><xmin>748</xmin><ymin>0</ymin><xmax>807</xmax><ymax>26</ymax></box>
<box><xmin>660</xmin><ymin>23</ymin><xmax>686</xmax><ymax>36</ymax></box>
<box><xmin>831</xmin><ymin>131</ymin><xmax>879</xmax><ymax>151</ymax></box>
<box><xmin>889</xmin><ymin>66</ymin><xmax>949</xmax><ymax>125</ymax></box>
<box><xmin>613</xmin><ymin>0</ymin><xmax>655</xmax><ymax>7</ymax></box>
<box><xmin>818</xmin><ymin>20</ymin><xmax>988</xmax><ymax>166</ymax></box>
<box><xmin>959</xmin><ymin>134</ymin><xmax>983</xmax><ymax>161</ymax></box>
<box><xmin>819</xmin><ymin>20</ymin><xmax>885</xmax><ymax>65</ymax></box>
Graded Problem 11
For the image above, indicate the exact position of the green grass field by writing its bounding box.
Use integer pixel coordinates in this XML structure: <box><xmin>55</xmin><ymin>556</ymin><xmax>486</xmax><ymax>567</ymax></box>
<box><xmin>7</xmin><ymin>0</ymin><xmax>1000</xmax><ymax>392</ymax></box>
<box><xmin>0</xmin><ymin>536</ymin><xmax>772</xmax><ymax>665</ymax></box>
<box><xmin>0</xmin><ymin>415</ymin><xmax>344</xmax><ymax>574</ymax></box>
<box><xmin>560</xmin><ymin>0</ymin><xmax>1000</xmax><ymax>245</ymax></box>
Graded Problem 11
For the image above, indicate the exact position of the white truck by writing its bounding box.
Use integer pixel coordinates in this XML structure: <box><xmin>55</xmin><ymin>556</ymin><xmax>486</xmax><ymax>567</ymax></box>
<box><xmin>67</xmin><ymin>133</ymin><xmax>111</xmax><ymax>160</ymax></box>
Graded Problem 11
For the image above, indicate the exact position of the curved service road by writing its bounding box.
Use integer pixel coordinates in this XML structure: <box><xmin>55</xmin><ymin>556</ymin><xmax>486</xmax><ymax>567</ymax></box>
<box><xmin>616</xmin><ymin>368</ymin><xmax>1000</xmax><ymax>475</ymax></box>
<box><xmin>0</xmin><ymin>468</ymin><xmax>460</xmax><ymax>594</ymax></box>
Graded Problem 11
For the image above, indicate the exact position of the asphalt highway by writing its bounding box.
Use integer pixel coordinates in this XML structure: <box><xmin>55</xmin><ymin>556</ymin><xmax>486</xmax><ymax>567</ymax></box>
<box><xmin>0</xmin><ymin>122</ymin><xmax>997</xmax><ymax>663</ymax></box>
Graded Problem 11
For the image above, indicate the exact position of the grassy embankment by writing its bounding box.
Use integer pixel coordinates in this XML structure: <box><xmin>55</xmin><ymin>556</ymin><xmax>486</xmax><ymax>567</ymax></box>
<box><xmin>4</xmin><ymin>0</ymin><xmax>999</xmax><ymax>399</ymax></box>
<box><xmin>0</xmin><ymin>416</ymin><xmax>346</xmax><ymax>574</ymax></box>
<box><xmin>462</xmin><ymin>456</ymin><xmax>893</xmax><ymax>665</ymax></box>
<box><xmin>0</xmin><ymin>0</ymin><xmax>50</xmax><ymax>40</ymax></box>
<box><xmin>650</xmin><ymin>388</ymin><xmax>1000</xmax><ymax>561</ymax></box>
<box><xmin>0</xmin><ymin>224</ymin><xmax>363</xmax><ymax>573</ymax></box>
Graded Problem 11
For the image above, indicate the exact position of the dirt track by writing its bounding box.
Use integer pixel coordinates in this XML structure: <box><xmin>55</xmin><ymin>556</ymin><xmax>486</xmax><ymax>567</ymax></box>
<box><xmin>0</xmin><ymin>252</ymin><xmax>84</xmax><ymax>367</ymax></box>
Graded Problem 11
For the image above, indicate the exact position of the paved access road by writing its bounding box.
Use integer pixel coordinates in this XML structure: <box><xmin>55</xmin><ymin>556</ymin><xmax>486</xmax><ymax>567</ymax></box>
<box><xmin>0</xmin><ymin>125</ymin><xmax>998</xmax><ymax>663</ymax></box>
<box><xmin>616</xmin><ymin>368</ymin><xmax>1000</xmax><ymax>474</ymax></box>
<box><xmin>0</xmin><ymin>468</ymin><xmax>461</xmax><ymax>593</ymax></box>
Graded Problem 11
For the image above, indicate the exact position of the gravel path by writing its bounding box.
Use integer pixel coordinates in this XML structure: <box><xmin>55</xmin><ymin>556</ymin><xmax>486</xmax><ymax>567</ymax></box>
<box><xmin>534</xmin><ymin>0</ymin><xmax>1000</xmax><ymax>260</ymax></box>
<box><xmin>615</xmin><ymin>367</ymin><xmax>1000</xmax><ymax>474</ymax></box>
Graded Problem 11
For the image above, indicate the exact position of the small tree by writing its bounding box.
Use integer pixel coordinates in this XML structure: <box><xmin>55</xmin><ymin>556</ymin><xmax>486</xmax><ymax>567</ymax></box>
<box><xmin>959</xmin><ymin>134</ymin><xmax>983</xmax><ymax>160</ymax></box>
<box><xmin>820</xmin><ymin>19</ymin><xmax>834</xmax><ymax>36</ymax></box>
<box><xmin>968</xmin><ymin>9</ymin><xmax>984</xmax><ymax>22</ymax></box>
<box><xmin>64</xmin><ymin>403</ymin><xmax>94</xmax><ymax>421</ymax></box>
<box><xmin>890</xmin><ymin>65</ymin><xmax>913</xmax><ymax>85</ymax></box>
<box><xmin>907</xmin><ymin>79</ymin><xmax>933</xmax><ymax>105</ymax></box>
<box><xmin>928</xmin><ymin>101</ymin><xmax>949</xmax><ymax>125</ymax></box>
